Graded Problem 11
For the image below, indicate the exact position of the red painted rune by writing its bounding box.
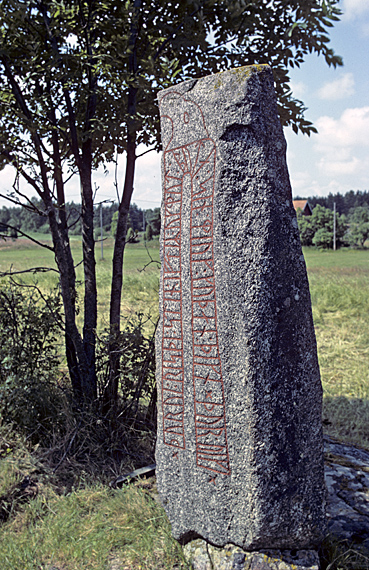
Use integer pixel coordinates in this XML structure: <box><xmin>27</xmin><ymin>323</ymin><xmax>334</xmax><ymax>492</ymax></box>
<box><xmin>161</xmin><ymin>92</ymin><xmax>230</xmax><ymax>476</ymax></box>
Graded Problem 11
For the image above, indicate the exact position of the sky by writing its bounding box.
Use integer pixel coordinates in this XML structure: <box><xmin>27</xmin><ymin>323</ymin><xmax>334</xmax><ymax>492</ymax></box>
<box><xmin>0</xmin><ymin>0</ymin><xmax>368</xmax><ymax>209</ymax></box>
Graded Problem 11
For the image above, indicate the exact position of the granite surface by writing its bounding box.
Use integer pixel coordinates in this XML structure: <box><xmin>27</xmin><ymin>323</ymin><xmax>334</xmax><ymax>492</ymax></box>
<box><xmin>183</xmin><ymin>435</ymin><xmax>369</xmax><ymax>569</ymax></box>
<box><xmin>155</xmin><ymin>65</ymin><xmax>325</xmax><ymax>549</ymax></box>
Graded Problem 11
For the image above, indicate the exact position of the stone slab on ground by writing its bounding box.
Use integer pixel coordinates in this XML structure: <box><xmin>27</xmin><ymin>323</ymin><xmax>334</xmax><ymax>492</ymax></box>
<box><xmin>156</xmin><ymin>64</ymin><xmax>325</xmax><ymax>550</ymax></box>
<box><xmin>324</xmin><ymin>435</ymin><xmax>369</xmax><ymax>554</ymax></box>
<box><xmin>183</xmin><ymin>541</ymin><xmax>320</xmax><ymax>570</ymax></box>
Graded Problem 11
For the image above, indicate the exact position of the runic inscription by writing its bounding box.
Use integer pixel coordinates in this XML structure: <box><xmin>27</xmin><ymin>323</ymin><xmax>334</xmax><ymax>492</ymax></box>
<box><xmin>161</xmin><ymin>93</ymin><xmax>230</xmax><ymax>475</ymax></box>
<box><xmin>161</xmin><ymin>144</ymin><xmax>185</xmax><ymax>449</ymax></box>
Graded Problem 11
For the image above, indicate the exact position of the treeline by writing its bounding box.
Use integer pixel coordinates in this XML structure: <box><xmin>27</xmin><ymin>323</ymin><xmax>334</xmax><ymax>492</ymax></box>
<box><xmin>295</xmin><ymin>190</ymin><xmax>369</xmax><ymax>216</ymax></box>
<box><xmin>0</xmin><ymin>199</ymin><xmax>161</xmax><ymax>238</ymax></box>
<box><xmin>295</xmin><ymin>202</ymin><xmax>369</xmax><ymax>249</ymax></box>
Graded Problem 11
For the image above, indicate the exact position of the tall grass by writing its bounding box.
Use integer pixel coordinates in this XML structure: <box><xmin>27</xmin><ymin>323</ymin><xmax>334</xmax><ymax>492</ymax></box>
<box><xmin>304</xmin><ymin>248</ymin><xmax>369</xmax><ymax>450</ymax></box>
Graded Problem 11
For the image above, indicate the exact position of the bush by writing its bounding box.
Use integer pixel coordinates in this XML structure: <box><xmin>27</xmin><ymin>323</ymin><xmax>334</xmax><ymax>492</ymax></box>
<box><xmin>96</xmin><ymin>314</ymin><xmax>157</xmax><ymax>421</ymax></box>
<box><xmin>347</xmin><ymin>205</ymin><xmax>369</xmax><ymax>247</ymax></box>
<box><xmin>297</xmin><ymin>204</ymin><xmax>348</xmax><ymax>248</ymax></box>
<box><xmin>145</xmin><ymin>223</ymin><xmax>153</xmax><ymax>241</ymax></box>
<box><xmin>0</xmin><ymin>283</ymin><xmax>63</xmax><ymax>441</ymax></box>
<box><xmin>312</xmin><ymin>228</ymin><xmax>332</xmax><ymax>249</ymax></box>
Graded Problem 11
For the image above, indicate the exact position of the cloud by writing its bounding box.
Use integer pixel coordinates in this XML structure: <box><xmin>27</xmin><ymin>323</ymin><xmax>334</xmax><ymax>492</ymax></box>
<box><xmin>290</xmin><ymin>80</ymin><xmax>307</xmax><ymax>99</ymax></box>
<box><xmin>341</xmin><ymin>0</ymin><xmax>369</xmax><ymax>34</ymax></box>
<box><xmin>342</xmin><ymin>0</ymin><xmax>369</xmax><ymax>19</ymax></box>
<box><xmin>314</xmin><ymin>106</ymin><xmax>369</xmax><ymax>177</ymax></box>
<box><xmin>317</xmin><ymin>73</ymin><xmax>355</xmax><ymax>100</ymax></box>
<box><xmin>316</xmin><ymin>106</ymin><xmax>369</xmax><ymax>148</ymax></box>
<box><xmin>318</xmin><ymin>155</ymin><xmax>361</xmax><ymax>176</ymax></box>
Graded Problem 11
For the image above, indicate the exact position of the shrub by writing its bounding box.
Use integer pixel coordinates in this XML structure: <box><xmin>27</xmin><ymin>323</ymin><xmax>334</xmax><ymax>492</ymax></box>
<box><xmin>312</xmin><ymin>227</ymin><xmax>333</xmax><ymax>249</ymax></box>
<box><xmin>0</xmin><ymin>283</ymin><xmax>63</xmax><ymax>441</ymax></box>
<box><xmin>145</xmin><ymin>223</ymin><xmax>153</xmax><ymax>241</ymax></box>
<box><xmin>96</xmin><ymin>314</ymin><xmax>157</xmax><ymax>421</ymax></box>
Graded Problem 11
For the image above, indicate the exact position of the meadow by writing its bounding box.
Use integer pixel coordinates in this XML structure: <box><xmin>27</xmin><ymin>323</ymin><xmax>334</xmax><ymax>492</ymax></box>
<box><xmin>0</xmin><ymin>236</ymin><xmax>368</xmax><ymax>569</ymax></box>
<box><xmin>305</xmin><ymin>248</ymin><xmax>369</xmax><ymax>450</ymax></box>
<box><xmin>0</xmin><ymin>235</ymin><xmax>161</xmax><ymax>334</ymax></box>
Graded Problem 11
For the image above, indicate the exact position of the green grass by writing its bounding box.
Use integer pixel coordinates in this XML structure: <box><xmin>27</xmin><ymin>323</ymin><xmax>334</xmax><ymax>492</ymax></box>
<box><xmin>0</xmin><ymin>235</ymin><xmax>160</xmax><ymax>332</ymax></box>
<box><xmin>1</xmin><ymin>238</ymin><xmax>369</xmax><ymax>448</ymax></box>
<box><xmin>0</xmin><ymin>479</ymin><xmax>187</xmax><ymax>570</ymax></box>
<box><xmin>303</xmin><ymin>247</ymin><xmax>369</xmax><ymax>450</ymax></box>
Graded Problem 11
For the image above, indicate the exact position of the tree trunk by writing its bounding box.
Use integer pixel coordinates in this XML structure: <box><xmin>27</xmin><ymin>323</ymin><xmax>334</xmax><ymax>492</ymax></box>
<box><xmin>105</xmin><ymin>129</ymin><xmax>137</xmax><ymax>412</ymax></box>
<box><xmin>80</xmin><ymin>158</ymin><xmax>98</xmax><ymax>402</ymax></box>
<box><xmin>45</xmin><ymin>199</ymin><xmax>89</xmax><ymax>402</ymax></box>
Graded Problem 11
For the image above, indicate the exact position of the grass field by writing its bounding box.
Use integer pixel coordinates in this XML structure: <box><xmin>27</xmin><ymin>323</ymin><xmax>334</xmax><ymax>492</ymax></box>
<box><xmin>304</xmin><ymin>247</ymin><xmax>369</xmax><ymax>450</ymax></box>
<box><xmin>0</xmin><ymin>235</ymin><xmax>161</xmax><ymax>332</ymax></box>
<box><xmin>1</xmin><ymin>237</ymin><xmax>369</xmax><ymax>569</ymax></box>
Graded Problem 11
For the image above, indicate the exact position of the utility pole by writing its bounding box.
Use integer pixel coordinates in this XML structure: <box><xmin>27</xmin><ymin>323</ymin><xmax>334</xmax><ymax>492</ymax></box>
<box><xmin>333</xmin><ymin>202</ymin><xmax>336</xmax><ymax>251</ymax></box>
<box><xmin>95</xmin><ymin>199</ymin><xmax>113</xmax><ymax>261</ymax></box>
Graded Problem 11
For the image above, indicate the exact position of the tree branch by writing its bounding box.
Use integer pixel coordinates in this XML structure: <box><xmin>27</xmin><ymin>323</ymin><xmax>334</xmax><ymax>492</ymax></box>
<box><xmin>0</xmin><ymin>150</ymin><xmax>43</xmax><ymax>195</ymax></box>
<box><xmin>7</xmin><ymin>277</ymin><xmax>65</xmax><ymax>332</ymax></box>
<box><xmin>0</xmin><ymin>224</ymin><xmax>54</xmax><ymax>251</ymax></box>
<box><xmin>0</xmin><ymin>192</ymin><xmax>44</xmax><ymax>216</ymax></box>
<box><xmin>38</xmin><ymin>0</ymin><xmax>82</xmax><ymax>170</ymax></box>
<box><xmin>1</xmin><ymin>266</ymin><xmax>58</xmax><ymax>277</ymax></box>
<box><xmin>136</xmin><ymin>146</ymin><xmax>156</xmax><ymax>158</ymax></box>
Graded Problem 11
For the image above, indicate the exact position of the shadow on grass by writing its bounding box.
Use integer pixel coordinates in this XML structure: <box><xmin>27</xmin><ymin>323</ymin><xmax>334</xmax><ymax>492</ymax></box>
<box><xmin>323</xmin><ymin>396</ymin><xmax>369</xmax><ymax>452</ymax></box>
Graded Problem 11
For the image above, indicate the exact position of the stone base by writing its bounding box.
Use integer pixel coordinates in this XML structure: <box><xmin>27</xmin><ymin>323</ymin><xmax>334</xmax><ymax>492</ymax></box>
<box><xmin>183</xmin><ymin>540</ymin><xmax>320</xmax><ymax>570</ymax></box>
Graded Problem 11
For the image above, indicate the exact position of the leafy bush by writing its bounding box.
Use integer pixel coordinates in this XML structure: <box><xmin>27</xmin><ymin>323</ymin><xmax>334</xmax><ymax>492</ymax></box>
<box><xmin>297</xmin><ymin>204</ymin><xmax>348</xmax><ymax>248</ymax></box>
<box><xmin>346</xmin><ymin>205</ymin><xmax>369</xmax><ymax>247</ymax></box>
<box><xmin>312</xmin><ymin>227</ymin><xmax>333</xmax><ymax>249</ymax></box>
<box><xmin>126</xmin><ymin>227</ymin><xmax>138</xmax><ymax>243</ymax></box>
<box><xmin>0</xmin><ymin>283</ymin><xmax>63</xmax><ymax>440</ymax></box>
<box><xmin>96</xmin><ymin>314</ymin><xmax>157</xmax><ymax>421</ymax></box>
<box><xmin>145</xmin><ymin>223</ymin><xmax>153</xmax><ymax>241</ymax></box>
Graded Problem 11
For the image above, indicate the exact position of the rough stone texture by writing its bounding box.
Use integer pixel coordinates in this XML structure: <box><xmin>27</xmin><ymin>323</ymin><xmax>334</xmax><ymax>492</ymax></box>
<box><xmin>182</xmin><ymin>435</ymin><xmax>369</xmax><ymax>570</ymax></box>
<box><xmin>183</xmin><ymin>541</ymin><xmax>320</xmax><ymax>570</ymax></box>
<box><xmin>155</xmin><ymin>65</ymin><xmax>325</xmax><ymax>550</ymax></box>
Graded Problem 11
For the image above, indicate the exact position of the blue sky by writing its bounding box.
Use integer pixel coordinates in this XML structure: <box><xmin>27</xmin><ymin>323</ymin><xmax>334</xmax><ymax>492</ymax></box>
<box><xmin>1</xmin><ymin>0</ymin><xmax>368</xmax><ymax>209</ymax></box>
<box><xmin>285</xmin><ymin>0</ymin><xmax>369</xmax><ymax>199</ymax></box>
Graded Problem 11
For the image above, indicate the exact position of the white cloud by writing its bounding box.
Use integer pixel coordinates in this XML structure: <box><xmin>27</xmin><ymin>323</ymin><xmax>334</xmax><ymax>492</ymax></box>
<box><xmin>314</xmin><ymin>106</ymin><xmax>369</xmax><ymax>177</ymax></box>
<box><xmin>290</xmin><ymin>80</ymin><xmax>307</xmax><ymax>99</ymax></box>
<box><xmin>316</xmin><ymin>106</ymin><xmax>369</xmax><ymax>148</ymax></box>
<box><xmin>342</xmin><ymin>0</ymin><xmax>369</xmax><ymax>19</ymax></box>
<box><xmin>317</xmin><ymin>155</ymin><xmax>361</xmax><ymax>176</ymax></box>
<box><xmin>317</xmin><ymin>73</ymin><xmax>355</xmax><ymax>100</ymax></box>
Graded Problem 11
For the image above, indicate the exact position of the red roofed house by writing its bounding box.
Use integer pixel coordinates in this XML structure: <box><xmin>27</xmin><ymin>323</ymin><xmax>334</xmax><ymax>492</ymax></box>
<box><xmin>293</xmin><ymin>200</ymin><xmax>312</xmax><ymax>216</ymax></box>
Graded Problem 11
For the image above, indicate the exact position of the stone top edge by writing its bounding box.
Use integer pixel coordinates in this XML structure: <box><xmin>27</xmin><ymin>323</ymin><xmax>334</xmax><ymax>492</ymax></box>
<box><xmin>157</xmin><ymin>63</ymin><xmax>271</xmax><ymax>98</ymax></box>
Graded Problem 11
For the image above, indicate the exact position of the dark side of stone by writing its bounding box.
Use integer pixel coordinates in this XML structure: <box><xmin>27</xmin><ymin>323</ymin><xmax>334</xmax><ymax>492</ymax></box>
<box><xmin>155</xmin><ymin>65</ymin><xmax>326</xmax><ymax>550</ymax></box>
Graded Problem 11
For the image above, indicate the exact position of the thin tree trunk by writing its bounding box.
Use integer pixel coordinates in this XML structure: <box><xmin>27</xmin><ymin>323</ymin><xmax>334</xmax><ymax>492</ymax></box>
<box><xmin>49</xmin><ymin>91</ymin><xmax>84</xmax><ymax>401</ymax></box>
<box><xmin>46</xmin><ymin>198</ymin><xmax>89</xmax><ymax>401</ymax></box>
<box><xmin>105</xmin><ymin>128</ymin><xmax>137</xmax><ymax>412</ymax></box>
<box><xmin>80</xmin><ymin>160</ymin><xmax>98</xmax><ymax>402</ymax></box>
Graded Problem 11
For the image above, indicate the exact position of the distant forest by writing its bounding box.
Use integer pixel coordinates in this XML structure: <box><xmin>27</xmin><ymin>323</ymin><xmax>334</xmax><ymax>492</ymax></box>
<box><xmin>1</xmin><ymin>190</ymin><xmax>369</xmax><ymax>239</ymax></box>
<box><xmin>294</xmin><ymin>190</ymin><xmax>369</xmax><ymax>216</ymax></box>
<box><xmin>0</xmin><ymin>200</ymin><xmax>161</xmax><ymax>238</ymax></box>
